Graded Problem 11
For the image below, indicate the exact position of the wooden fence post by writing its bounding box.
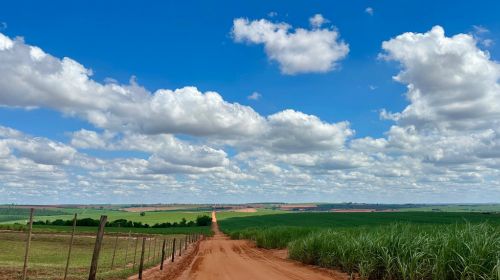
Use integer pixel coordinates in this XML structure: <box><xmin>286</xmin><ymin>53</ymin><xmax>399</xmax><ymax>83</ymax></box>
<box><xmin>184</xmin><ymin>236</ymin><xmax>187</xmax><ymax>250</ymax></box>
<box><xmin>147</xmin><ymin>237</ymin><xmax>151</xmax><ymax>263</ymax></box>
<box><xmin>132</xmin><ymin>237</ymin><xmax>139</xmax><ymax>270</ymax></box>
<box><xmin>138</xmin><ymin>237</ymin><xmax>146</xmax><ymax>280</ymax></box>
<box><xmin>110</xmin><ymin>235</ymin><xmax>119</xmax><ymax>269</ymax></box>
<box><xmin>171</xmin><ymin>238</ymin><xmax>176</xmax><ymax>262</ymax></box>
<box><xmin>22</xmin><ymin>208</ymin><xmax>34</xmax><ymax>280</ymax></box>
<box><xmin>157</xmin><ymin>239</ymin><xmax>161</xmax><ymax>262</ymax></box>
<box><xmin>152</xmin><ymin>238</ymin><xmax>157</xmax><ymax>263</ymax></box>
<box><xmin>63</xmin><ymin>213</ymin><xmax>77</xmax><ymax>280</ymax></box>
<box><xmin>160</xmin><ymin>239</ymin><xmax>166</xmax><ymax>270</ymax></box>
<box><xmin>124</xmin><ymin>231</ymin><xmax>131</xmax><ymax>268</ymax></box>
<box><xmin>88</xmin><ymin>215</ymin><xmax>107</xmax><ymax>280</ymax></box>
<box><xmin>179</xmin><ymin>238</ymin><xmax>182</xmax><ymax>256</ymax></box>
<box><xmin>169</xmin><ymin>239</ymin><xmax>173</xmax><ymax>258</ymax></box>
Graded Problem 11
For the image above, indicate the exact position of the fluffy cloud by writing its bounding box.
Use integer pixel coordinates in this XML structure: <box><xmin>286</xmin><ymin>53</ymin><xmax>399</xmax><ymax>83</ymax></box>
<box><xmin>0</xmin><ymin>35</ymin><xmax>265</xmax><ymax>137</ymax></box>
<box><xmin>380</xmin><ymin>26</ymin><xmax>500</xmax><ymax>131</ymax></box>
<box><xmin>71</xmin><ymin>130</ymin><xmax>230</xmax><ymax>170</ymax></box>
<box><xmin>247</xmin><ymin>91</ymin><xmax>262</xmax><ymax>100</ymax></box>
<box><xmin>265</xmin><ymin>110</ymin><xmax>353</xmax><ymax>153</ymax></box>
<box><xmin>0</xmin><ymin>32</ymin><xmax>353</xmax><ymax>155</ymax></box>
<box><xmin>309</xmin><ymin>14</ymin><xmax>329</xmax><ymax>28</ymax></box>
<box><xmin>0</xmin><ymin>126</ymin><xmax>77</xmax><ymax>165</ymax></box>
<box><xmin>2</xmin><ymin>26</ymin><xmax>500</xmax><ymax>203</ymax></box>
<box><xmin>232</xmin><ymin>15</ymin><xmax>349</xmax><ymax>74</ymax></box>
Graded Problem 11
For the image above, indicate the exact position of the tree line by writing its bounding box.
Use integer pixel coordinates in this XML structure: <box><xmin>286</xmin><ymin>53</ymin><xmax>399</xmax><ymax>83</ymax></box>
<box><xmin>32</xmin><ymin>215</ymin><xmax>212</xmax><ymax>228</ymax></box>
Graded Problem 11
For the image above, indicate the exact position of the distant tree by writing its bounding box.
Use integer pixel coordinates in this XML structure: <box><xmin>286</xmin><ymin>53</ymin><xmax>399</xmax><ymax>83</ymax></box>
<box><xmin>108</xmin><ymin>219</ymin><xmax>129</xmax><ymax>227</ymax></box>
<box><xmin>140</xmin><ymin>212</ymin><xmax>146</xmax><ymax>217</ymax></box>
<box><xmin>196</xmin><ymin>215</ymin><xmax>212</xmax><ymax>226</ymax></box>
<box><xmin>76</xmin><ymin>218</ymin><xmax>100</xmax><ymax>227</ymax></box>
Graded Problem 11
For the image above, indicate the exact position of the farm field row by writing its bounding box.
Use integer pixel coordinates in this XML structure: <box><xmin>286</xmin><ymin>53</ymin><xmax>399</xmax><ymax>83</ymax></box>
<box><xmin>219</xmin><ymin>211</ymin><xmax>500</xmax><ymax>231</ymax></box>
<box><xmin>220</xmin><ymin>212</ymin><xmax>500</xmax><ymax>280</ymax></box>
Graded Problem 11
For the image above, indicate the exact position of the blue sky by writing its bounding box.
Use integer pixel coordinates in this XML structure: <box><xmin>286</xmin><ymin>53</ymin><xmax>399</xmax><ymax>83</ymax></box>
<box><xmin>1</xmin><ymin>1</ymin><xmax>500</xmax><ymax>204</ymax></box>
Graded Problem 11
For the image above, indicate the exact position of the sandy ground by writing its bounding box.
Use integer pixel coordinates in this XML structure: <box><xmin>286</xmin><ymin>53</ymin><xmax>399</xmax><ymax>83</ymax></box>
<box><xmin>170</xmin><ymin>211</ymin><xmax>348</xmax><ymax>280</ymax></box>
<box><xmin>231</xmin><ymin>208</ymin><xmax>257</xmax><ymax>213</ymax></box>
<box><xmin>330</xmin><ymin>209</ymin><xmax>376</xmax><ymax>212</ymax></box>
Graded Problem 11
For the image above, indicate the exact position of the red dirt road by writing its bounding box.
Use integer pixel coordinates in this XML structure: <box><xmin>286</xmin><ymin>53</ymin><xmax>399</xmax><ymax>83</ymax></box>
<box><xmin>172</xmin><ymin>212</ymin><xmax>348</xmax><ymax>280</ymax></box>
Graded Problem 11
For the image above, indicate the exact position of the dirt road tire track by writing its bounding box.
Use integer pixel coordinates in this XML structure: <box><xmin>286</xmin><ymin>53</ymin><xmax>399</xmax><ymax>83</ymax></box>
<box><xmin>171</xmin><ymin>212</ymin><xmax>348</xmax><ymax>280</ymax></box>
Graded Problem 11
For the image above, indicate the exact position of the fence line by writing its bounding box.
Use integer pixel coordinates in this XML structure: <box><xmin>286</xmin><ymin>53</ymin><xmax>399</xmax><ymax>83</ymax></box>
<box><xmin>7</xmin><ymin>209</ymin><xmax>204</xmax><ymax>280</ymax></box>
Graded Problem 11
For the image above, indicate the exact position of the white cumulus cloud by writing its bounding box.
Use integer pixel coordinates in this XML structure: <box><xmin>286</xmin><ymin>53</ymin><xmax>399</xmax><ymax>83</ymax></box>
<box><xmin>232</xmin><ymin>16</ymin><xmax>349</xmax><ymax>74</ymax></box>
<box><xmin>380</xmin><ymin>26</ymin><xmax>500</xmax><ymax>131</ymax></box>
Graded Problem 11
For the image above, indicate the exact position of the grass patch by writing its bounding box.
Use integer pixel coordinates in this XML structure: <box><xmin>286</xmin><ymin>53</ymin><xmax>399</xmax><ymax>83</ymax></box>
<box><xmin>0</xmin><ymin>224</ymin><xmax>212</xmax><ymax>236</ymax></box>
<box><xmin>0</xmin><ymin>231</ymin><xmax>191</xmax><ymax>279</ymax></box>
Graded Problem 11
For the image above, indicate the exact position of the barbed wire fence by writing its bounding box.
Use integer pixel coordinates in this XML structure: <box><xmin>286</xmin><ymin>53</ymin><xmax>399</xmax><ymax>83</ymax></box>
<box><xmin>7</xmin><ymin>208</ymin><xmax>202</xmax><ymax>280</ymax></box>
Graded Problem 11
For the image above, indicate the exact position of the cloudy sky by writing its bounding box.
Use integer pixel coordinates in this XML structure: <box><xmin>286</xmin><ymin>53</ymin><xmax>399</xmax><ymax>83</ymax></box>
<box><xmin>1</xmin><ymin>1</ymin><xmax>500</xmax><ymax>204</ymax></box>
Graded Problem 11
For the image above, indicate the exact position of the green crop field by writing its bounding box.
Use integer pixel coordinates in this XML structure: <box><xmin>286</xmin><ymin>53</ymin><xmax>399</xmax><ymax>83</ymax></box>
<box><xmin>215</xmin><ymin>208</ymin><xmax>285</xmax><ymax>220</ymax></box>
<box><xmin>397</xmin><ymin>204</ymin><xmax>500</xmax><ymax>212</ymax></box>
<box><xmin>0</xmin><ymin>207</ymin><xmax>211</xmax><ymax>225</ymax></box>
<box><xmin>219</xmin><ymin>211</ymin><xmax>500</xmax><ymax>231</ymax></box>
<box><xmin>0</xmin><ymin>206</ymin><xmax>284</xmax><ymax>225</ymax></box>
<box><xmin>220</xmin><ymin>212</ymin><xmax>500</xmax><ymax>280</ymax></box>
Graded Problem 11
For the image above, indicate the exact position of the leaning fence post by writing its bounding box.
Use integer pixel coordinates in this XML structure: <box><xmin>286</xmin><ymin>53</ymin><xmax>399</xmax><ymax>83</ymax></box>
<box><xmin>111</xmin><ymin>235</ymin><xmax>119</xmax><ymax>269</ymax></box>
<box><xmin>88</xmin><ymin>215</ymin><xmax>107</xmax><ymax>280</ymax></box>
<box><xmin>63</xmin><ymin>213</ymin><xmax>77</xmax><ymax>280</ymax></box>
<box><xmin>160</xmin><ymin>239</ymin><xmax>166</xmax><ymax>270</ymax></box>
<box><xmin>138</xmin><ymin>237</ymin><xmax>146</xmax><ymax>280</ymax></box>
<box><xmin>124</xmin><ymin>231</ymin><xmax>131</xmax><ymax>268</ymax></box>
<box><xmin>22</xmin><ymin>208</ymin><xmax>34</xmax><ymax>280</ymax></box>
<box><xmin>132</xmin><ymin>237</ymin><xmax>139</xmax><ymax>270</ymax></box>
<box><xmin>171</xmin><ymin>238</ymin><xmax>176</xmax><ymax>262</ymax></box>
<box><xmin>184</xmin><ymin>236</ymin><xmax>187</xmax><ymax>250</ymax></box>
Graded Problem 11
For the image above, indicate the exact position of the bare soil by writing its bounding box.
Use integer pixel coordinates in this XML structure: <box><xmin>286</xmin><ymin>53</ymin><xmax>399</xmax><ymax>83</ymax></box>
<box><xmin>232</xmin><ymin>208</ymin><xmax>257</xmax><ymax>213</ymax></box>
<box><xmin>121</xmin><ymin>206</ymin><xmax>190</xmax><ymax>212</ymax></box>
<box><xmin>136</xmin><ymin>211</ymin><xmax>348</xmax><ymax>280</ymax></box>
